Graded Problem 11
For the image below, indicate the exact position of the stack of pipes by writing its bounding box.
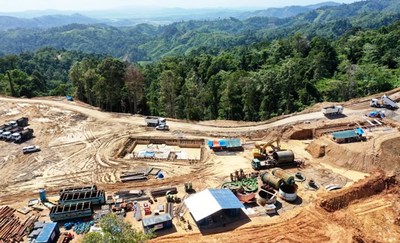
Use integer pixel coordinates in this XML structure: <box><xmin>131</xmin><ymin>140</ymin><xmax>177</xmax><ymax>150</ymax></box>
<box><xmin>0</xmin><ymin>206</ymin><xmax>38</xmax><ymax>242</ymax></box>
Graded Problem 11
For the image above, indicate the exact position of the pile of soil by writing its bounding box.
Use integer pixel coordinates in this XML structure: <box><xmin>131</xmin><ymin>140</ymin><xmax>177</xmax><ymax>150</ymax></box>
<box><xmin>378</xmin><ymin>136</ymin><xmax>400</xmax><ymax>175</ymax></box>
<box><xmin>319</xmin><ymin>171</ymin><xmax>395</xmax><ymax>212</ymax></box>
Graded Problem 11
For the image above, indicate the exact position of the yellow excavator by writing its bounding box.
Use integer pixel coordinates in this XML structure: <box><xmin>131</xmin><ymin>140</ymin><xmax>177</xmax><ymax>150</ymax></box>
<box><xmin>252</xmin><ymin>137</ymin><xmax>282</xmax><ymax>160</ymax></box>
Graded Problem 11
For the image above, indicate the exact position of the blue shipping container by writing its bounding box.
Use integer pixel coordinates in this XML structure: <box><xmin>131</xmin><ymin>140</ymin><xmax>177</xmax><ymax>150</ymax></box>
<box><xmin>35</xmin><ymin>222</ymin><xmax>60</xmax><ymax>243</ymax></box>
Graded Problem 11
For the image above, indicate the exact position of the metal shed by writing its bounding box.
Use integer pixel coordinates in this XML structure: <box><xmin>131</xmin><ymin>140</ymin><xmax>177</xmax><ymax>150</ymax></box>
<box><xmin>184</xmin><ymin>189</ymin><xmax>244</xmax><ymax>227</ymax></box>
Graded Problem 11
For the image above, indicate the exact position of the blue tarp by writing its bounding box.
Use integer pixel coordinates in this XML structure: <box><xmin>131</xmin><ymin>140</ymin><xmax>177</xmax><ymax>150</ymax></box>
<box><xmin>208</xmin><ymin>139</ymin><xmax>242</xmax><ymax>149</ymax></box>
<box><xmin>332</xmin><ymin>130</ymin><xmax>359</xmax><ymax>139</ymax></box>
<box><xmin>219</xmin><ymin>140</ymin><xmax>227</xmax><ymax>147</ymax></box>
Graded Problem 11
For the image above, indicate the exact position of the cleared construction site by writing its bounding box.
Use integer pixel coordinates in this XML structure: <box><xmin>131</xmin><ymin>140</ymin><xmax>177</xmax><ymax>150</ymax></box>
<box><xmin>0</xmin><ymin>90</ymin><xmax>400</xmax><ymax>242</ymax></box>
<box><xmin>116</xmin><ymin>137</ymin><xmax>205</xmax><ymax>162</ymax></box>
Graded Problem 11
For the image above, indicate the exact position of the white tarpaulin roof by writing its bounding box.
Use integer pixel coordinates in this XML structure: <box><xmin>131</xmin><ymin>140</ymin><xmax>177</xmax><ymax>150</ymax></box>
<box><xmin>184</xmin><ymin>189</ymin><xmax>244</xmax><ymax>222</ymax></box>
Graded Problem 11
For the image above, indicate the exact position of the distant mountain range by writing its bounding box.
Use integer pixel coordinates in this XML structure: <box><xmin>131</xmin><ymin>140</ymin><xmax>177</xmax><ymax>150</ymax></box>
<box><xmin>0</xmin><ymin>2</ymin><xmax>341</xmax><ymax>30</ymax></box>
<box><xmin>0</xmin><ymin>0</ymin><xmax>398</xmax><ymax>62</ymax></box>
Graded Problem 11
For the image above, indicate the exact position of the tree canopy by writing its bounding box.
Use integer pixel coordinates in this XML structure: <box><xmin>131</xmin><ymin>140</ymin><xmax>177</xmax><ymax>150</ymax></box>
<box><xmin>83</xmin><ymin>213</ymin><xmax>152</xmax><ymax>243</ymax></box>
<box><xmin>1</xmin><ymin>12</ymin><xmax>400</xmax><ymax>122</ymax></box>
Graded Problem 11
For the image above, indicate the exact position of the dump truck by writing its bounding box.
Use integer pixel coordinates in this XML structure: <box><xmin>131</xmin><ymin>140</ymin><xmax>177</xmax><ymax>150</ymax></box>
<box><xmin>16</xmin><ymin>117</ymin><xmax>29</xmax><ymax>127</ymax></box>
<box><xmin>145</xmin><ymin>116</ymin><xmax>167</xmax><ymax>127</ymax></box>
<box><xmin>370</xmin><ymin>95</ymin><xmax>398</xmax><ymax>109</ymax></box>
<box><xmin>0</xmin><ymin>124</ymin><xmax>12</xmax><ymax>135</ymax></box>
<box><xmin>12</xmin><ymin>128</ymin><xmax>33</xmax><ymax>143</ymax></box>
<box><xmin>2</xmin><ymin>127</ymin><xmax>22</xmax><ymax>141</ymax></box>
<box><xmin>321</xmin><ymin>105</ymin><xmax>343</xmax><ymax>116</ymax></box>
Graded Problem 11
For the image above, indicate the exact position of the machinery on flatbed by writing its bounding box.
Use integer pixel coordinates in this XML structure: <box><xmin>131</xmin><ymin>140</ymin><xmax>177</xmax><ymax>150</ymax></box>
<box><xmin>251</xmin><ymin>150</ymin><xmax>303</xmax><ymax>170</ymax></box>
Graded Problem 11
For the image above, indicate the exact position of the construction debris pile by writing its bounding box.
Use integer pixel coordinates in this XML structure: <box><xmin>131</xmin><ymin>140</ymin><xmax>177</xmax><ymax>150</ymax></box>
<box><xmin>0</xmin><ymin>206</ymin><xmax>38</xmax><ymax>242</ymax></box>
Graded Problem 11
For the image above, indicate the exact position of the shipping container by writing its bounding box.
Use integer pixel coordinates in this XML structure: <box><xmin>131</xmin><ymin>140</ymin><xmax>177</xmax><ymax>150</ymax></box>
<box><xmin>35</xmin><ymin>222</ymin><xmax>60</xmax><ymax>243</ymax></box>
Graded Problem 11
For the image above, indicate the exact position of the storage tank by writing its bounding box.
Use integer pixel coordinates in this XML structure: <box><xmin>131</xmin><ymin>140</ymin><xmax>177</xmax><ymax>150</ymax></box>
<box><xmin>260</xmin><ymin>173</ymin><xmax>283</xmax><ymax>190</ymax></box>
<box><xmin>272</xmin><ymin>150</ymin><xmax>294</xmax><ymax>164</ymax></box>
<box><xmin>257</xmin><ymin>190</ymin><xmax>277</xmax><ymax>206</ymax></box>
<box><xmin>272</xmin><ymin>169</ymin><xmax>295</xmax><ymax>185</ymax></box>
<box><xmin>39</xmin><ymin>189</ymin><xmax>47</xmax><ymax>202</ymax></box>
<box><xmin>278</xmin><ymin>184</ymin><xmax>298</xmax><ymax>202</ymax></box>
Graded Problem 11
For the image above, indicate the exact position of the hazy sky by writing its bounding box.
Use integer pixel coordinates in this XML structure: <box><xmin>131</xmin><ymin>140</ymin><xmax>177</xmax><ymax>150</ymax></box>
<box><xmin>1</xmin><ymin>0</ymin><xmax>359</xmax><ymax>12</ymax></box>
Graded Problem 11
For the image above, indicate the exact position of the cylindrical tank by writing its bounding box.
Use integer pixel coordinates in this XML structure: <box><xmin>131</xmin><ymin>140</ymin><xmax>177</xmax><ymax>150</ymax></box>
<box><xmin>261</xmin><ymin>173</ymin><xmax>283</xmax><ymax>190</ymax></box>
<box><xmin>272</xmin><ymin>150</ymin><xmax>295</xmax><ymax>164</ymax></box>
<box><xmin>272</xmin><ymin>169</ymin><xmax>295</xmax><ymax>185</ymax></box>
<box><xmin>39</xmin><ymin>188</ymin><xmax>47</xmax><ymax>202</ymax></box>
<box><xmin>257</xmin><ymin>190</ymin><xmax>277</xmax><ymax>206</ymax></box>
<box><xmin>278</xmin><ymin>184</ymin><xmax>298</xmax><ymax>202</ymax></box>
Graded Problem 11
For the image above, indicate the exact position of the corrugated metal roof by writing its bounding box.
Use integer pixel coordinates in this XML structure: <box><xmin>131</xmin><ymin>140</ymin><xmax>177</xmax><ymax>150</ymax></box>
<box><xmin>142</xmin><ymin>213</ymin><xmax>172</xmax><ymax>227</ymax></box>
<box><xmin>35</xmin><ymin>222</ymin><xmax>57</xmax><ymax>243</ymax></box>
<box><xmin>184</xmin><ymin>189</ymin><xmax>244</xmax><ymax>222</ymax></box>
<box><xmin>332</xmin><ymin>130</ymin><xmax>358</xmax><ymax>139</ymax></box>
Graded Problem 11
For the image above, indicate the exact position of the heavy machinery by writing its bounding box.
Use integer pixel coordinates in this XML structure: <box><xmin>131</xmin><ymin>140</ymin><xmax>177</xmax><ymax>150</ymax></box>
<box><xmin>145</xmin><ymin>116</ymin><xmax>167</xmax><ymax>127</ymax></box>
<box><xmin>156</xmin><ymin>124</ymin><xmax>169</xmax><ymax>131</ymax></box>
<box><xmin>252</xmin><ymin>150</ymin><xmax>302</xmax><ymax>170</ymax></box>
<box><xmin>252</xmin><ymin>137</ymin><xmax>281</xmax><ymax>160</ymax></box>
<box><xmin>16</xmin><ymin>117</ymin><xmax>29</xmax><ymax>127</ymax></box>
<box><xmin>12</xmin><ymin>128</ymin><xmax>34</xmax><ymax>143</ymax></box>
<box><xmin>370</xmin><ymin>94</ymin><xmax>398</xmax><ymax>109</ymax></box>
<box><xmin>321</xmin><ymin>105</ymin><xmax>343</xmax><ymax>116</ymax></box>
<box><xmin>2</xmin><ymin>127</ymin><xmax>22</xmax><ymax>140</ymax></box>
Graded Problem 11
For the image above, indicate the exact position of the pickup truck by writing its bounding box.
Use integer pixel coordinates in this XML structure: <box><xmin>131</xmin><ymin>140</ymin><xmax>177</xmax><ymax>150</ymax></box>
<box><xmin>22</xmin><ymin>145</ymin><xmax>41</xmax><ymax>154</ymax></box>
<box><xmin>156</xmin><ymin>124</ymin><xmax>169</xmax><ymax>131</ymax></box>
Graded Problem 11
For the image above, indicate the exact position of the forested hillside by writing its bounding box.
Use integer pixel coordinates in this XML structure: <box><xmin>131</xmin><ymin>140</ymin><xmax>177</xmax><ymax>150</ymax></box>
<box><xmin>1</xmin><ymin>21</ymin><xmax>399</xmax><ymax>121</ymax></box>
<box><xmin>0</xmin><ymin>0</ymin><xmax>399</xmax><ymax>62</ymax></box>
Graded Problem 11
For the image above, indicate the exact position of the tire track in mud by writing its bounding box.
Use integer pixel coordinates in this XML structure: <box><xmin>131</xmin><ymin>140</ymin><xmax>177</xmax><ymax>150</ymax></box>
<box><xmin>155</xmin><ymin>209</ymin><xmax>332</xmax><ymax>243</ymax></box>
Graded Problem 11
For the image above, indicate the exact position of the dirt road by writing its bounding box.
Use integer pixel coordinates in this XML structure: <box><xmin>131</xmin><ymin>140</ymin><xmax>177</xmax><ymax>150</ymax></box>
<box><xmin>0</xmin><ymin>96</ymin><xmax>367</xmax><ymax>133</ymax></box>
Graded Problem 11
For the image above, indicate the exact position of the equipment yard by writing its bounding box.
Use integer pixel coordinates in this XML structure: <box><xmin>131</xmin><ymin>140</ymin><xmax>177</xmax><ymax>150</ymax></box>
<box><xmin>1</xmin><ymin>90</ymin><xmax>400</xmax><ymax>242</ymax></box>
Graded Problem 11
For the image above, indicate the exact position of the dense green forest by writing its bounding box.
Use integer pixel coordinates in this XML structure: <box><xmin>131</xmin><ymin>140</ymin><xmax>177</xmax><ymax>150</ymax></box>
<box><xmin>0</xmin><ymin>0</ymin><xmax>399</xmax><ymax>62</ymax></box>
<box><xmin>1</xmin><ymin>20</ymin><xmax>399</xmax><ymax>121</ymax></box>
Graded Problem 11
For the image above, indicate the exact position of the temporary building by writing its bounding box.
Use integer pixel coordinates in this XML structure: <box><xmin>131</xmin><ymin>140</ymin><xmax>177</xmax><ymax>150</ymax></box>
<box><xmin>184</xmin><ymin>189</ymin><xmax>244</xmax><ymax>226</ymax></box>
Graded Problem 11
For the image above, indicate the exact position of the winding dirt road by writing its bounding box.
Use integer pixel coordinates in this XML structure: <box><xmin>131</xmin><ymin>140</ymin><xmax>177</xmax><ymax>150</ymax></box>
<box><xmin>0</xmin><ymin>96</ymin><xmax>368</xmax><ymax>133</ymax></box>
